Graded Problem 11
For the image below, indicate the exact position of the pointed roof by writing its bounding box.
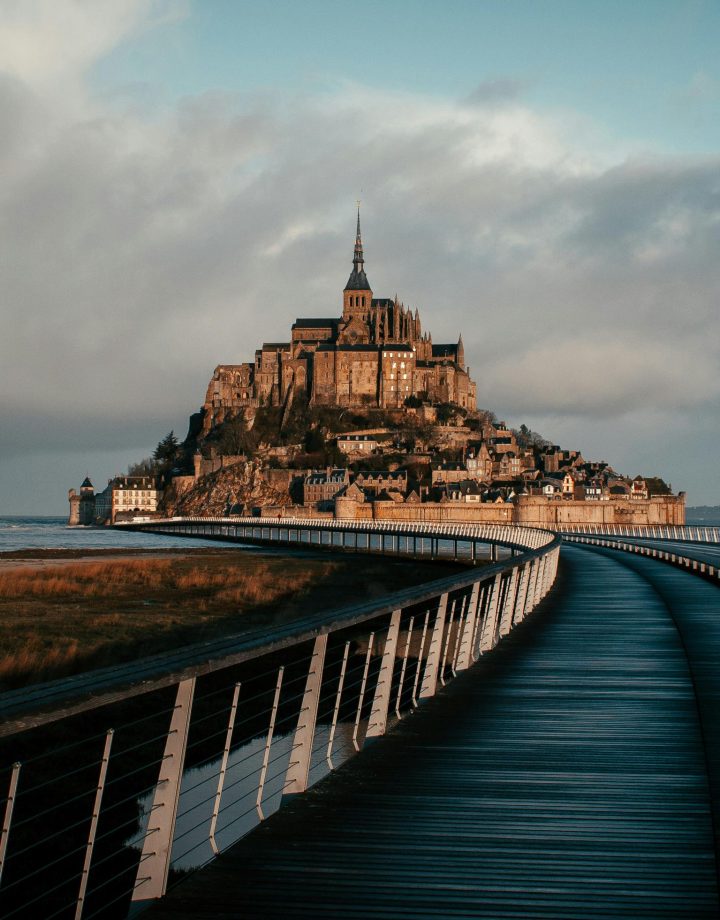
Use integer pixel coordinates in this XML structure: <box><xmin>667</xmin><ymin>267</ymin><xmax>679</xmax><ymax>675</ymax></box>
<box><xmin>81</xmin><ymin>476</ymin><xmax>94</xmax><ymax>489</ymax></box>
<box><xmin>344</xmin><ymin>206</ymin><xmax>371</xmax><ymax>291</ymax></box>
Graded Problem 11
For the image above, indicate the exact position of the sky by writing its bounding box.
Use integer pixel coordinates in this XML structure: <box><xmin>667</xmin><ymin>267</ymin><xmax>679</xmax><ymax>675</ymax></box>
<box><xmin>1</xmin><ymin>0</ymin><xmax>719</xmax><ymax>514</ymax></box>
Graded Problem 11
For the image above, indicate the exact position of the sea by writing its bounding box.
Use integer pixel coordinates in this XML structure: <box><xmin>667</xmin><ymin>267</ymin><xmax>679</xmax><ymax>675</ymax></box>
<box><xmin>0</xmin><ymin>515</ymin><xmax>218</xmax><ymax>554</ymax></box>
<box><xmin>2</xmin><ymin>511</ymin><xmax>718</xmax><ymax>555</ymax></box>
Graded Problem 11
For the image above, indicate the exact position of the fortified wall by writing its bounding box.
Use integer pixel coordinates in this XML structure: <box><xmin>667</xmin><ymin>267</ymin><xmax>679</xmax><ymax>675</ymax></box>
<box><xmin>335</xmin><ymin>495</ymin><xmax>686</xmax><ymax>527</ymax></box>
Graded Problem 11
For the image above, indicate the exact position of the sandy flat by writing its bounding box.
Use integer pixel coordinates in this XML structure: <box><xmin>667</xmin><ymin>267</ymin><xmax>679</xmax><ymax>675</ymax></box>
<box><xmin>0</xmin><ymin>548</ymin><xmax>241</xmax><ymax>573</ymax></box>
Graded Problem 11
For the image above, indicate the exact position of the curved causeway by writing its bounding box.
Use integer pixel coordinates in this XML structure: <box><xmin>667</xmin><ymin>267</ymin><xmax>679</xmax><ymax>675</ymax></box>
<box><xmin>146</xmin><ymin>542</ymin><xmax>720</xmax><ymax>920</ymax></box>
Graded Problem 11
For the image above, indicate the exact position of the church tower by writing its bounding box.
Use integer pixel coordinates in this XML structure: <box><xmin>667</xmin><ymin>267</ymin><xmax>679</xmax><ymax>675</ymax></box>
<box><xmin>342</xmin><ymin>207</ymin><xmax>373</xmax><ymax>320</ymax></box>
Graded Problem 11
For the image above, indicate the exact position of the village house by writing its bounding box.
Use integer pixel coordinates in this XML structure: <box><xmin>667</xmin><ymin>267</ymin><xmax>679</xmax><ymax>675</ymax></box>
<box><xmin>431</xmin><ymin>461</ymin><xmax>469</xmax><ymax>485</ymax></box>
<box><xmin>111</xmin><ymin>476</ymin><xmax>161</xmax><ymax>523</ymax></box>
<box><xmin>352</xmin><ymin>470</ymin><xmax>408</xmax><ymax>495</ymax></box>
<box><xmin>336</xmin><ymin>433</ymin><xmax>379</xmax><ymax>455</ymax></box>
<box><xmin>444</xmin><ymin>480</ymin><xmax>484</xmax><ymax>503</ymax></box>
<box><xmin>465</xmin><ymin>443</ymin><xmax>493</xmax><ymax>480</ymax></box>
<box><xmin>302</xmin><ymin>469</ymin><xmax>350</xmax><ymax>507</ymax></box>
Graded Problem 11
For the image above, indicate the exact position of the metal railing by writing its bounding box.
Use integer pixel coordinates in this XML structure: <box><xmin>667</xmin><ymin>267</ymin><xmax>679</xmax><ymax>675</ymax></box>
<box><xmin>0</xmin><ymin>521</ymin><xmax>559</xmax><ymax>919</ymax></box>
<box><xmin>563</xmin><ymin>533</ymin><xmax>720</xmax><ymax>580</ymax></box>
<box><xmin>559</xmin><ymin>523</ymin><xmax>720</xmax><ymax>543</ymax></box>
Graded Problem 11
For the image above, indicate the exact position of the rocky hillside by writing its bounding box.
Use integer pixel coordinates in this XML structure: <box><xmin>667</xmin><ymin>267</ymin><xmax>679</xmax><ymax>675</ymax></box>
<box><xmin>166</xmin><ymin>461</ymin><xmax>292</xmax><ymax>516</ymax></box>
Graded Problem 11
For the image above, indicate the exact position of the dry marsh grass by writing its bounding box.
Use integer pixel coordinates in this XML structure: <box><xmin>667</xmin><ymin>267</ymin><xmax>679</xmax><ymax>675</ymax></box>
<box><xmin>0</xmin><ymin>554</ymin><xmax>336</xmax><ymax>688</ymax></box>
<box><xmin>0</xmin><ymin>552</ymin><xmax>458</xmax><ymax>689</ymax></box>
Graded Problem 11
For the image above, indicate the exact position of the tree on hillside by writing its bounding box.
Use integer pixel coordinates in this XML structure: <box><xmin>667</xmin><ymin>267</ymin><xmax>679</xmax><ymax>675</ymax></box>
<box><xmin>216</xmin><ymin>415</ymin><xmax>256</xmax><ymax>456</ymax></box>
<box><xmin>127</xmin><ymin>457</ymin><xmax>157</xmax><ymax>476</ymax></box>
<box><xmin>514</xmin><ymin>423</ymin><xmax>552</xmax><ymax>450</ymax></box>
<box><xmin>153</xmin><ymin>431</ymin><xmax>181</xmax><ymax>471</ymax></box>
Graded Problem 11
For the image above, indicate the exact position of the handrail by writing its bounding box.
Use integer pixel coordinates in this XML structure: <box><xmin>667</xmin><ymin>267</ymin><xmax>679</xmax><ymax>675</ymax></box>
<box><xmin>559</xmin><ymin>523</ymin><xmax>719</xmax><ymax>543</ymax></box>
<box><xmin>564</xmin><ymin>532</ymin><xmax>720</xmax><ymax>581</ymax></box>
<box><xmin>0</xmin><ymin>516</ymin><xmax>560</xmax><ymax>919</ymax></box>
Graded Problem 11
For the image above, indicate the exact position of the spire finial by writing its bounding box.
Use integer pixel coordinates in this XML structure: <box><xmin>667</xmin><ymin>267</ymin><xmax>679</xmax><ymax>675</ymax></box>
<box><xmin>353</xmin><ymin>201</ymin><xmax>364</xmax><ymax>268</ymax></box>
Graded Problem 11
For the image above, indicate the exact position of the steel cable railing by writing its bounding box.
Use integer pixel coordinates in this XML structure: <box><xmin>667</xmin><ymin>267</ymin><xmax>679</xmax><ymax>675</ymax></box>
<box><xmin>0</xmin><ymin>522</ymin><xmax>559</xmax><ymax>919</ymax></box>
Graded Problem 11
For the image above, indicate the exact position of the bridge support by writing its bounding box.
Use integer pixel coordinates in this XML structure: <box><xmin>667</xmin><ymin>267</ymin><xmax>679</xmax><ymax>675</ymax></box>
<box><xmin>132</xmin><ymin>677</ymin><xmax>195</xmax><ymax>904</ymax></box>
<box><xmin>285</xmin><ymin>636</ymin><xmax>328</xmax><ymax>796</ymax></box>
<box><xmin>366</xmin><ymin>610</ymin><xmax>402</xmax><ymax>740</ymax></box>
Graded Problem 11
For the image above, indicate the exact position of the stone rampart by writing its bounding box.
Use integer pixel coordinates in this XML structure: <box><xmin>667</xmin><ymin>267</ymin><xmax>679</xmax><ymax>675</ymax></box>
<box><xmin>336</xmin><ymin>494</ymin><xmax>685</xmax><ymax>526</ymax></box>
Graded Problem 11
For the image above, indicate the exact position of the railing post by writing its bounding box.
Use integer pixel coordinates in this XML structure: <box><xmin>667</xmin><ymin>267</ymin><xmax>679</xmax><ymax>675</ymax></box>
<box><xmin>419</xmin><ymin>593</ymin><xmax>449</xmax><ymax>699</ymax></box>
<box><xmin>498</xmin><ymin>567</ymin><xmax>519</xmax><ymax>636</ymax></box>
<box><xmin>450</xmin><ymin>591</ymin><xmax>470</xmax><ymax>676</ymax></box>
<box><xmin>366</xmin><ymin>610</ymin><xmax>402</xmax><ymax>740</ymax></box>
<box><xmin>327</xmin><ymin>642</ymin><xmax>350</xmax><ymax>769</ymax></box>
<box><xmin>479</xmin><ymin>573</ymin><xmax>503</xmax><ymax>652</ymax></box>
<box><xmin>411</xmin><ymin>611</ymin><xmax>431</xmax><ymax>708</ymax></box>
<box><xmin>456</xmin><ymin>582</ymin><xmax>480</xmax><ymax>671</ymax></box>
<box><xmin>0</xmin><ymin>761</ymin><xmax>21</xmax><ymax>887</ymax></box>
<box><xmin>534</xmin><ymin>554</ymin><xmax>547</xmax><ymax>605</ymax></box>
<box><xmin>353</xmin><ymin>634</ymin><xmax>375</xmax><ymax>750</ymax></box>
<box><xmin>518</xmin><ymin>560</ymin><xmax>534</xmax><ymax>620</ymax></box>
<box><xmin>75</xmin><ymin>729</ymin><xmax>114</xmax><ymax>920</ymax></box>
<box><xmin>395</xmin><ymin>615</ymin><xmax>415</xmax><ymax>719</ymax></box>
<box><xmin>511</xmin><ymin>563</ymin><xmax>528</xmax><ymax>626</ymax></box>
<box><xmin>285</xmin><ymin>635</ymin><xmax>328</xmax><ymax>796</ymax></box>
<box><xmin>439</xmin><ymin>598</ymin><xmax>457</xmax><ymax>686</ymax></box>
<box><xmin>132</xmin><ymin>677</ymin><xmax>196</xmax><ymax>904</ymax></box>
<box><xmin>471</xmin><ymin>582</ymin><xmax>490</xmax><ymax>660</ymax></box>
<box><xmin>257</xmin><ymin>667</ymin><xmax>284</xmax><ymax>820</ymax></box>
<box><xmin>209</xmin><ymin>682</ymin><xmax>241</xmax><ymax>855</ymax></box>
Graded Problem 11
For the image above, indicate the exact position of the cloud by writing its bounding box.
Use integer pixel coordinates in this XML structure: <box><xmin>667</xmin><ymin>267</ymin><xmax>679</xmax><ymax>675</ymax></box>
<box><xmin>1</xmin><ymin>7</ymin><xmax>719</xmax><ymax>505</ymax></box>
<box><xmin>466</xmin><ymin>77</ymin><xmax>529</xmax><ymax>106</ymax></box>
<box><xmin>0</xmin><ymin>0</ymin><xmax>185</xmax><ymax>91</ymax></box>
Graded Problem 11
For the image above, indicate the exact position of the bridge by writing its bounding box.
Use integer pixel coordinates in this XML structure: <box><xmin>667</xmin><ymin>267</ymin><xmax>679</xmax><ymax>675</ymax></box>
<box><xmin>0</xmin><ymin>517</ymin><xmax>718</xmax><ymax>918</ymax></box>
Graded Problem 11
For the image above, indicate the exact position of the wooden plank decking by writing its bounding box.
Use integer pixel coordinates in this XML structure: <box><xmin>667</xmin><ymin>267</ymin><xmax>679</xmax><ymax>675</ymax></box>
<box><xmin>146</xmin><ymin>544</ymin><xmax>720</xmax><ymax>919</ymax></box>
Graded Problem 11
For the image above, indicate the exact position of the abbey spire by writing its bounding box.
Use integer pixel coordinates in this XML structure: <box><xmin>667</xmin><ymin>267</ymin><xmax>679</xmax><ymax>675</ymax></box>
<box><xmin>344</xmin><ymin>206</ymin><xmax>371</xmax><ymax>292</ymax></box>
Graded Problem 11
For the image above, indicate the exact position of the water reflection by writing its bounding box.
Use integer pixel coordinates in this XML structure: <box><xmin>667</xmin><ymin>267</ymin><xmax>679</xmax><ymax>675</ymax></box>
<box><xmin>131</xmin><ymin>723</ymin><xmax>356</xmax><ymax>870</ymax></box>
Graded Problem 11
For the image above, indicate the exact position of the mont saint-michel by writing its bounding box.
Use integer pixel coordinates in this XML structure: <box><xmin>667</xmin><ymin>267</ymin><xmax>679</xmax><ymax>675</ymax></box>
<box><xmin>69</xmin><ymin>214</ymin><xmax>684</xmax><ymax>529</ymax></box>
<box><xmin>202</xmin><ymin>210</ymin><xmax>476</xmax><ymax>428</ymax></box>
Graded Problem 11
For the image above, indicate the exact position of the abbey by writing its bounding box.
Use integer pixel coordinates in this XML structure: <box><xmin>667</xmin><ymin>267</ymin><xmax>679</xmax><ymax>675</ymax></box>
<box><xmin>202</xmin><ymin>213</ymin><xmax>477</xmax><ymax>432</ymax></box>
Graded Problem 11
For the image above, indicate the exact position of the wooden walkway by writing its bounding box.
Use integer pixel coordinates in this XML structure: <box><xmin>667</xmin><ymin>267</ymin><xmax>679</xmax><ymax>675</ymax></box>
<box><xmin>147</xmin><ymin>544</ymin><xmax>720</xmax><ymax>919</ymax></box>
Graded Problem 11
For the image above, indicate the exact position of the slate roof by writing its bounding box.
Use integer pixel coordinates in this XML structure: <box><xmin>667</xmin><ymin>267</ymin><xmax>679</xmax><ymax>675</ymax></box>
<box><xmin>292</xmin><ymin>319</ymin><xmax>338</xmax><ymax>329</ymax></box>
<box><xmin>432</xmin><ymin>344</ymin><xmax>459</xmax><ymax>357</ymax></box>
<box><xmin>344</xmin><ymin>267</ymin><xmax>371</xmax><ymax>290</ymax></box>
